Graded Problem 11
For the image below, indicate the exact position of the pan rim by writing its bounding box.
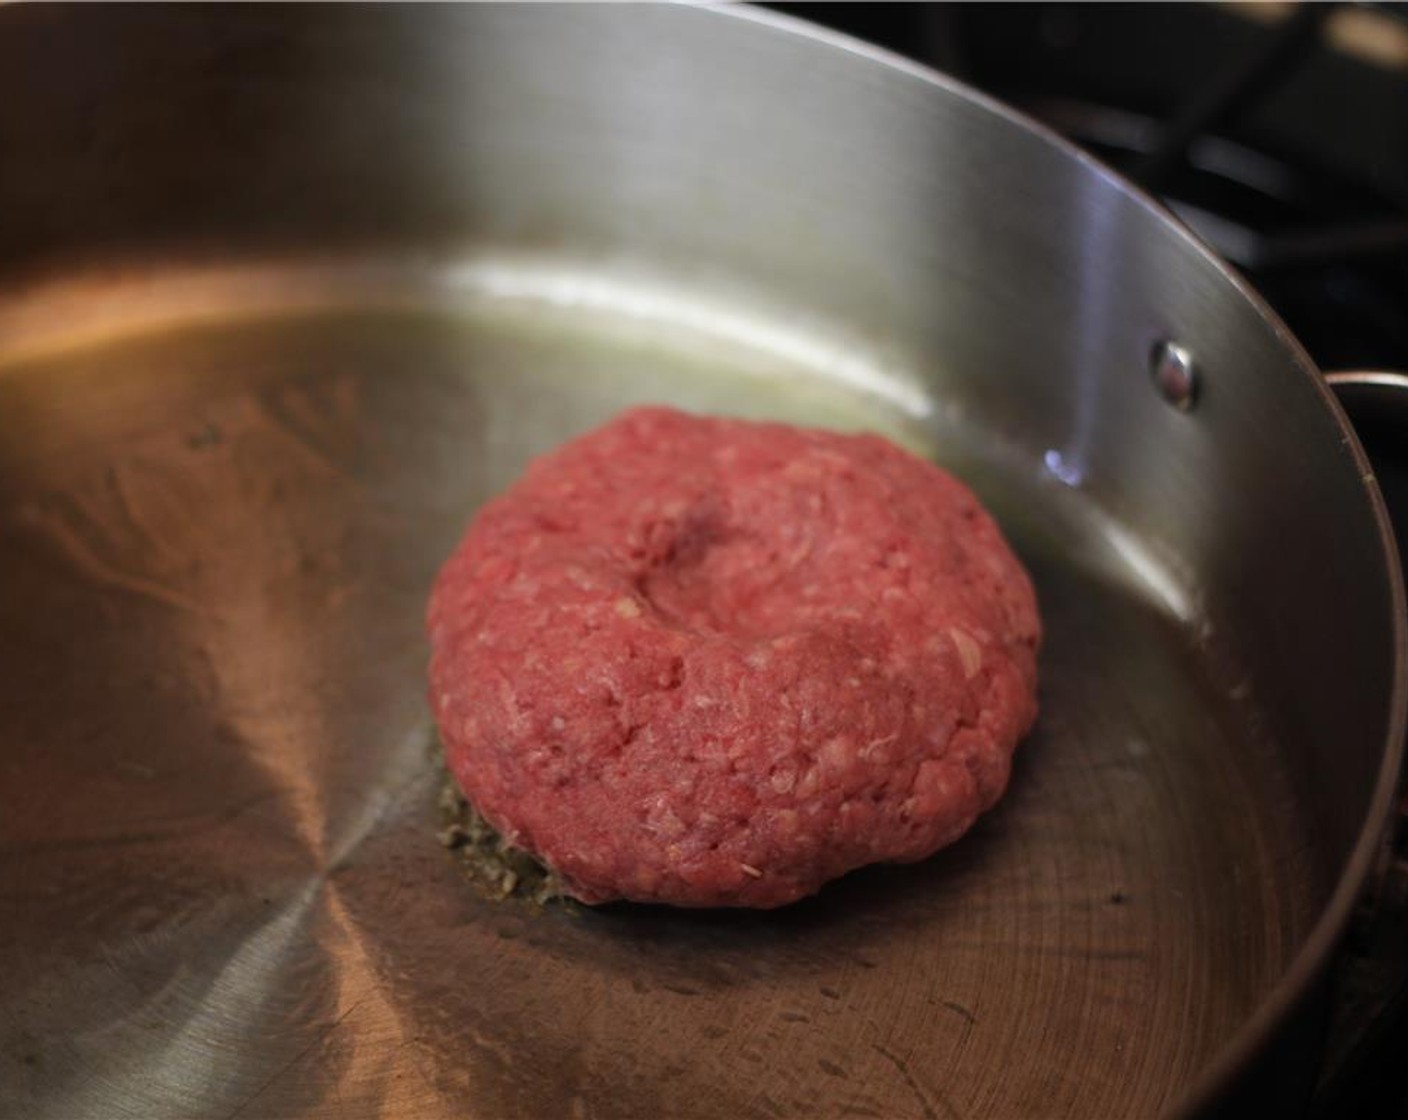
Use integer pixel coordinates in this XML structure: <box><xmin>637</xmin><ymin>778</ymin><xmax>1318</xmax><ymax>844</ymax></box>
<box><xmin>705</xmin><ymin>2</ymin><xmax>1408</xmax><ymax>1113</ymax></box>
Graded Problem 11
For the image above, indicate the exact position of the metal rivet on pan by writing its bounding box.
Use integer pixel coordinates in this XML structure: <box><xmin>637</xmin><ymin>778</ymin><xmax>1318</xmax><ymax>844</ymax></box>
<box><xmin>1150</xmin><ymin>341</ymin><xmax>1198</xmax><ymax>411</ymax></box>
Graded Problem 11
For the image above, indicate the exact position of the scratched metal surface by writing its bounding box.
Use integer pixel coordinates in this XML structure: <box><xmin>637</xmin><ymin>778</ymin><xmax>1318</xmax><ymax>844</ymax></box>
<box><xmin>0</xmin><ymin>283</ymin><xmax>1321</xmax><ymax>1118</ymax></box>
<box><xmin>0</xmin><ymin>5</ymin><xmax>1403</xmax><ymax>1118</ymax></box>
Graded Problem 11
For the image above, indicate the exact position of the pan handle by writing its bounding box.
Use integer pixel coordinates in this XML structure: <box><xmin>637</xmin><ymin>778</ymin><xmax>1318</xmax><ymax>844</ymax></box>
<box><xmin>1326</xmin><ymin>369</ymin><xmax>1408</xmax><ymax>432</ymax></box>
<box><xmin>1325</xmin><ymin>369</ymin><xmax>1408</xmax><ymax>916</ymax></box>
<box><xmin>1310</xmin><ymin>370</ymin><xmax>1408</xmax><ymax>1119</ymax></box>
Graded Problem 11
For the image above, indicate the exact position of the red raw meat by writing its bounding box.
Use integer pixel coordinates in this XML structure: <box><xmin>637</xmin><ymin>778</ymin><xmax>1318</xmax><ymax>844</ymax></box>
<box><xmin>428</xmin><ymin>407</ymin><xmax>1040</xmax><ymax>908</ymax></box>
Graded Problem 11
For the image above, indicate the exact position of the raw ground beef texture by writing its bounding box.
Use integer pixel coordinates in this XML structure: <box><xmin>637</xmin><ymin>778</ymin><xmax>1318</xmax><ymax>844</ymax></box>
<box><xmin>428</xmin><ymin>407</ymin><xmax>1040</xmax><ymax>908</ymax></box>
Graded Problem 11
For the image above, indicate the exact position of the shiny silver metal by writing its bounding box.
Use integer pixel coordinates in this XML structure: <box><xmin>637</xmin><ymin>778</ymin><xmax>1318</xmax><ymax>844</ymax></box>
<box><xmin>0</xmin><ymin>6</ymin><xmax>1402</xmax><ymax>1119</ymax></box>
<box><xmin>1151</xmin><ymin>340</ymin><xmax>1200</xmax><ymax>410</ymax></box>
<box><xmin>1325</xmin><ymin>370</ymin><xmax>1408</xmax><ymax>428</ymax></box>
<box><xmin>1327</xmin><ymin>370</ymin><xmax>1408</xmax><ymax>921</ymax></box>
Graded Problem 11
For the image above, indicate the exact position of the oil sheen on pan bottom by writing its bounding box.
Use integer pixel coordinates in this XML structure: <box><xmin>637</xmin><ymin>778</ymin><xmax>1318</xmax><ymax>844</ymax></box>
<box><xmin>0</xmin><ymin>259</ymin><xmax>1319</xmax><ymax>1119</ymax></box>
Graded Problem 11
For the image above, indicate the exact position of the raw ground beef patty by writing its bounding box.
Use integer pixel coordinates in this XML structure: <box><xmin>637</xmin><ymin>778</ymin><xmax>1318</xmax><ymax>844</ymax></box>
<box><xmin>427</xmin><ymin>407</ymin><xmax>1040</xmax><ymax>908</ymax></box>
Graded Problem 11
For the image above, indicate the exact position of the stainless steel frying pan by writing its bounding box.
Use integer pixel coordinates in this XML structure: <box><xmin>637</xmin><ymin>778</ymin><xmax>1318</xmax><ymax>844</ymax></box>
<box><xmin>0</xmin><ymin>5</ymin><xmax>1402</xmax><ymax>1117</ymax></box>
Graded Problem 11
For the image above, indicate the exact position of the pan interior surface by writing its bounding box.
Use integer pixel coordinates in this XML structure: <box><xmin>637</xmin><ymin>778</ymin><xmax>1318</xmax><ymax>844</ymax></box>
<box><xmin>0</xmin><ymin>264</ymin><xmax>1322</xmax><ymax>1119</ymax></box>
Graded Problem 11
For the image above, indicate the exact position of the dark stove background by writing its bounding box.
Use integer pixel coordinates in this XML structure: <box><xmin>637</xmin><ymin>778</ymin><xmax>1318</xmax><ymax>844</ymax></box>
<box><xmin>771</xmin><ymin>4</ymin><xmax>1408</xmax><ymax>1117</ymax></box>
<box><xmin>776</xmin><ymin>1</ymin><xmax>1408</xmax><ymax>373</ymax></box>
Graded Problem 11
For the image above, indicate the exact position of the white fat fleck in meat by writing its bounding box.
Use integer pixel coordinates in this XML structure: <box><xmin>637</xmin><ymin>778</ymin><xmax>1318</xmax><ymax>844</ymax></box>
<box><xmin>818</xmin><ymin>736</ymin><xmax>854</xmax><ymax>773</ymax></box>
<box><xmin>646</xmin><ymin>796</ymin><xmax>686</xmax><ymax>840</ymax></box>
<box><xmin>949</xmin><ymin>627</ymin><xmax>983</xmax><ymax>679</ymax></box>
<box><xmin>860</xmin><ymin>733</ymin><xmax>899</xmax><ymax>763</ymax></box>
<box><xmin>614</xmin><ymin>596</ymin><xmax>641</xmax><ymax>618</ymax></box>
<box><xmin>795</xmin><ymin>767</ymin><xmax>822</xmax><ymax>799</ymax></box>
